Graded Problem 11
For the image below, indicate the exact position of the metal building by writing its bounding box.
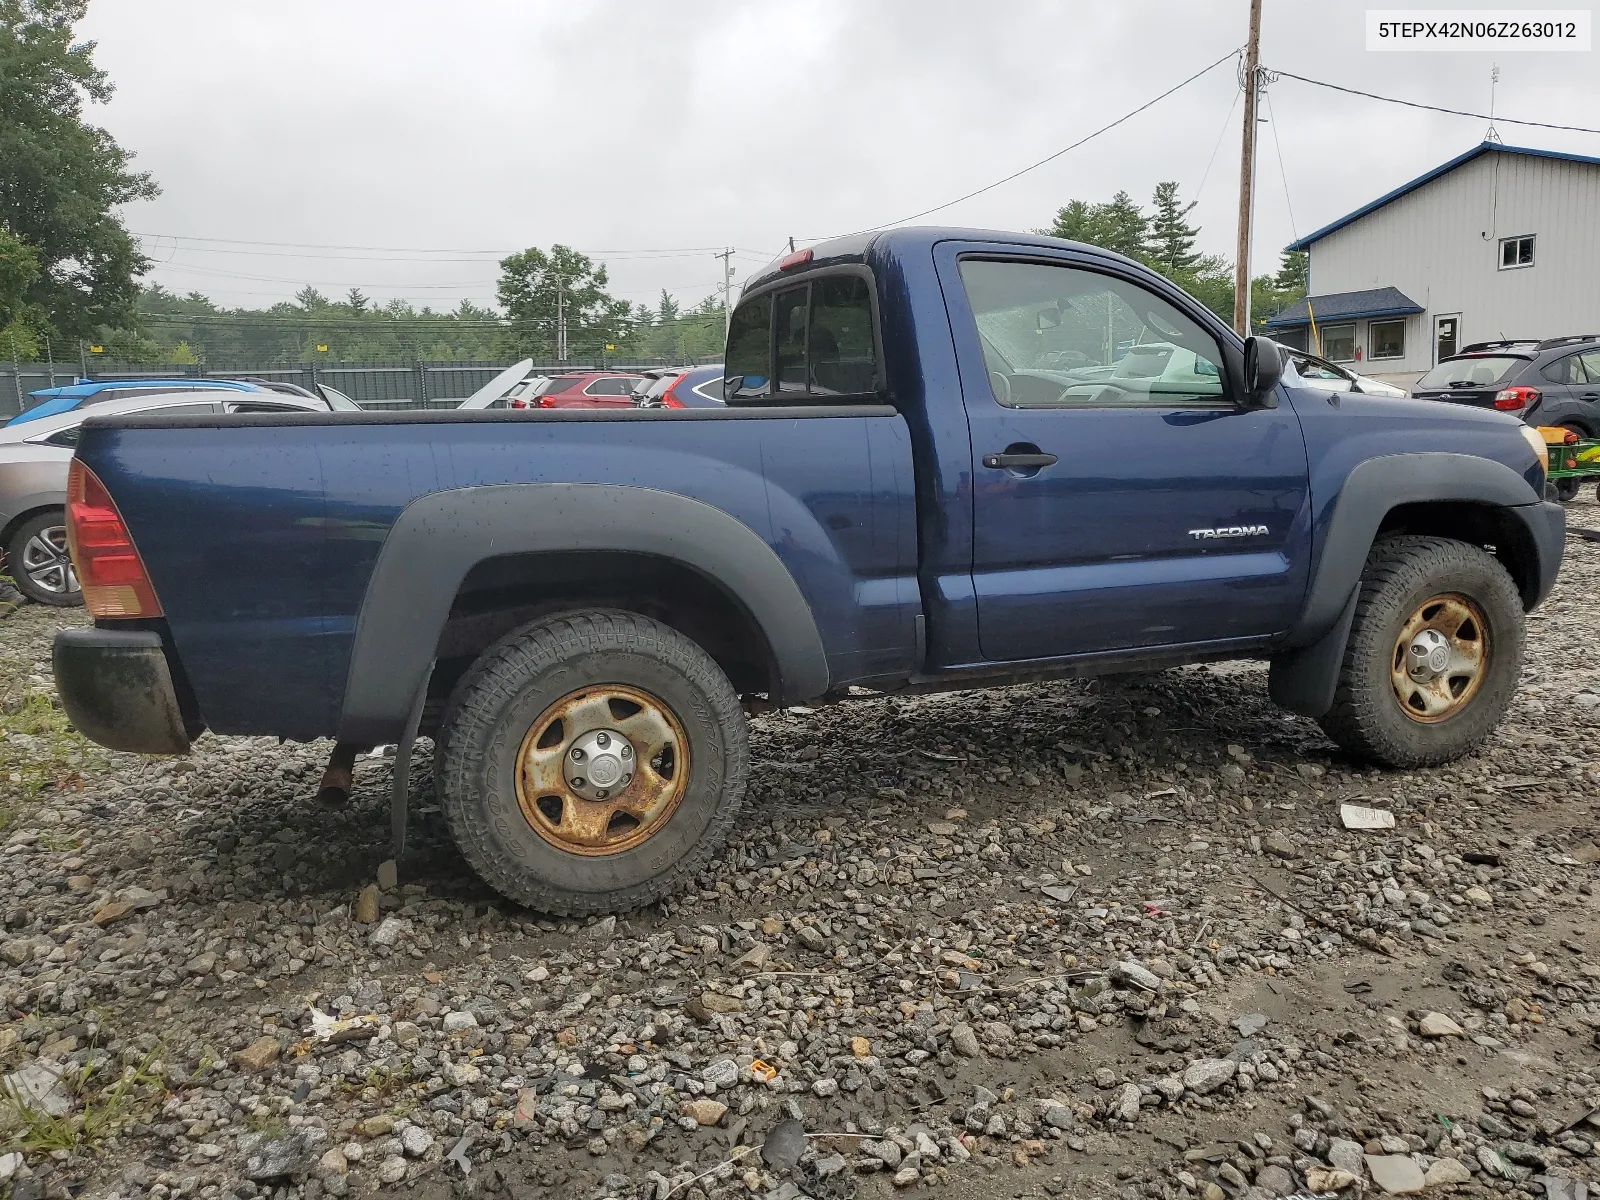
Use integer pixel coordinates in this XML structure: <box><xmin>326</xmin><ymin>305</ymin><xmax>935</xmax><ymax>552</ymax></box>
<box><xmin>1264</xmin><ymin>142</ymin><xmax>1600</xmax><ymax>385</ymax></box>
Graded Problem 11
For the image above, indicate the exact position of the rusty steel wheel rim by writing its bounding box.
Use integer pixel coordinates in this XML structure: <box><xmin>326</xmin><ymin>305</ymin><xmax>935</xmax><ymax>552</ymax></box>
<box><xmin>515</xmin><ymin>684</ymin><xmax>690</xmax><ymax>856</ymax></box>
<box><xmin>1390</xmin><ymin>593</ymin><xmax>1489</xmax><ymax>724</ymax></box>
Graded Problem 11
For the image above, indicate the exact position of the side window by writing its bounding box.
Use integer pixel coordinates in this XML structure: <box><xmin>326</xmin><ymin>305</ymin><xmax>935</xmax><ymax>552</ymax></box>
<box><xmin>725</xmin><ymin>293</ymin><xmax>772</xmax><ymax>400</ymax></box>
<box><xmin>45</xmin><ymin>426</ymin><xmax>81</xmax><ymax>448</ymax></box>
<box><xmin>1579</xmin><ymin>351</ymin><xmax>1600</xmax><ymax>384</ymax></box>
<box><xmin>1542</xmin><ymin>357</ymin><xmax>1575</xmax><ymax>385</ymax></box>
<box><xmin>808</xmin><ymin>276</ymin><xmax>879</xmax><ymax>395</ymax></box>
<box><xmin>227</xmin><ymin>401</ymin><xmax>303</xmax><ymax>413</ymax></box>
<box><xmin>773</xmin><ymin>286</ymin><xmax>809</xmax><ymax>394</ymax></box>
<box><xmin>957</xmin><ymin>258</ymin><xmax>1227</xmax><ymax>408</ymax></box>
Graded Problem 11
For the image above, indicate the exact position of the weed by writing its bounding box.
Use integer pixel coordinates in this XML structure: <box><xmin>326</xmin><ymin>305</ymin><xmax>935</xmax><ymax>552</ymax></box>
<box><xmin>0</xmin><ymin>1046</ymin><xmax>165</xmax><ymax>1155</ymax></box>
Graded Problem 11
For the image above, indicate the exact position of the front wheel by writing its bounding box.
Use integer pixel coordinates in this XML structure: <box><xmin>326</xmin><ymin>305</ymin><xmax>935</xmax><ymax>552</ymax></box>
<box><xmin>1319</xmin><ymin>536</ymin><xmax>1525</xmax><ymax>768</ymax></box>
<box><xmin>6</xmin><ymin>512</ymin><xmax>82</xmax><ymax>606</ymax></box>
<box><xmin>436</xmin><ymin>610</ymin><xmax>749</xmax><ymax>915</ymax></box>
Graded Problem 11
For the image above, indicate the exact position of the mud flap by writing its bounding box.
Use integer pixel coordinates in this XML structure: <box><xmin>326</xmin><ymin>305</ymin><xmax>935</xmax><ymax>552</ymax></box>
<box><xmin>1268</xmin><ymin>587</ymin><xmax>1359</xmax><ymax>719</ymax></box>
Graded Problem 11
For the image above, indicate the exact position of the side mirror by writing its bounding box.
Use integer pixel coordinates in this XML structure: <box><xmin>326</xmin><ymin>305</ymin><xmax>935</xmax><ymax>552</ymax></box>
<box><xmin>1242</xmin><ymin>336</ymin><xmax>1283</xmax><ymax>409</ymax></box>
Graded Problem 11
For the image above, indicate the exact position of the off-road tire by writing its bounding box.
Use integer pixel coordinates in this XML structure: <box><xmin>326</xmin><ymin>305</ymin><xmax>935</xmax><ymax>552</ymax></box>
<box><xmin>1555</xmin><ymin>478</ymin><xmax>1581</xmax><ymax>502</ymax></box>
<box><xmin>1319</xmin><ymin>535</ymin><xmax>1524</xmax><ymax>768</ymax></box>
<box><xmin>6</xmin><ymin>512</ymin><xmax>81</xmax><ymax>607</ymax></box>
<box><xmin>436</xmin><ymin>609</ymin><xmax>748</xmax><ymax>915</ymax></box>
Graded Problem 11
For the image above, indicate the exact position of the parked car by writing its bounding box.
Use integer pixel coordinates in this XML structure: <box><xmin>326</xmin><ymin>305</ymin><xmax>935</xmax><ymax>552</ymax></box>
<box><xmin>54</xmin><ymin>227</ymin><xmax>1561</xmax><ymax>917</ymax></box>
<box><xmin>633</xmin><ymin>364</ymin><xmax>726</xmax><ymax>408</ymax></box>
<box><xmin>7</xmin><ymin>377</ymin><xmax>270</xmax><ymax>427</ymax></box>
<box><xmin>1282</xmin><ymin>350</ymin><xmax>1409</xmax><ymax>398</ymax></box>
<box><xmin>628</xmin><ymin>368</ymin><xmax>689</xmax><ymax>406</ymax></box>
<box><xmin>505</xmin><ymin>372</ymin><xmax>645</xmax><ymax>409</ymax></box>
<box><xmin>1412</xmin><ymin>336</ymin><xmax>1600</xmax><ymax>434</ymax></box>
<box><xmin>233</xmin><ymin>377</ymin><xmax>365</xmax><ymax>410</ymax></box>
<box><xmin>1</xmin><ymin>389</ymin><xmax>334</xmax><ymax>605</ymax></box>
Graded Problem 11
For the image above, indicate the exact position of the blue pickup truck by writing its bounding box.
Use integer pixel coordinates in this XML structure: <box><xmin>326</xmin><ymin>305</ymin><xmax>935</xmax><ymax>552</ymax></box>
<box><xmin>53</xmin><ymin>228</ymin><xmax>1563</xmax><ymax>915</ymax></box>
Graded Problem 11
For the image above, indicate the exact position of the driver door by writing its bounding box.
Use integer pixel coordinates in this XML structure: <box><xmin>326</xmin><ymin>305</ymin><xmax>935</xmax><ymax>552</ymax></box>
<box><xmin>936</xmin><ymin>245</ymin><xmax>1310</xmax><ymax>661</ymax></box>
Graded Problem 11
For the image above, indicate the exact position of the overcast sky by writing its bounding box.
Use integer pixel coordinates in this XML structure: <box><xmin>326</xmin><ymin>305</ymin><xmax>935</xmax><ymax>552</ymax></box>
<box><xmin>77</xmin><ymin>0</ymin><xmax>1599</xmax><ymax>312</ymax></box>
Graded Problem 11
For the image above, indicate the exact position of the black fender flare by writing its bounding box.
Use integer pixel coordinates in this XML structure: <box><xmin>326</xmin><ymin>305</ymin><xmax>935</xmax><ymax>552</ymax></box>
<box><xmin>335</xmin><ymin>483</ymin><xmax>830</xmax><ymax>746</ymax></box>
<box><xmin>1269</xmin><ymin>452</ymin><xmax>1542</xmax><ymax>718</ymax></box>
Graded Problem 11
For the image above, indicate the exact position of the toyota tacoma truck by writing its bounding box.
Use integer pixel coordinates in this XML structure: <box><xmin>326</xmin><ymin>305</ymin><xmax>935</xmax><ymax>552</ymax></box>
<box><xmin>53</xmin><ymin>227</ymin><xmax>1563</xmax><ymax>915</ymax></box>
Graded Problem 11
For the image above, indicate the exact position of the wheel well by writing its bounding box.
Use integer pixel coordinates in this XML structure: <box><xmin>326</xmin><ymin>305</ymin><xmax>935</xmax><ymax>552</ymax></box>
<box><xmin>427</xmin><ymin>550</ymin><xmax>778</xmax><ymax>715</ymax></box>
<box><xmin>1</xmin><ymin>504</ymin><xmax>66</xmax><ymax>555</ymax></box>
<box><xmin>1376</xmin><ymin>501</ymin><xmax>1541</xmax><ymax>608</ymax></box>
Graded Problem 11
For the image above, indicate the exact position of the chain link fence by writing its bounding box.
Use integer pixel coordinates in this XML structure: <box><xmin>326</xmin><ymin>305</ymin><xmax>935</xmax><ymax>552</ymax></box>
<box><xmin>0</xmin><ymin>358</ymin><xmax>691</xmax><ymax>419</ymax></box>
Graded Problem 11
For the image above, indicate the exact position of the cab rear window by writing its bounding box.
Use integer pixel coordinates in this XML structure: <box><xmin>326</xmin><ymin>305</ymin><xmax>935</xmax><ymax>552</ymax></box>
<box><xmin>724</xmin><ymin>274</ymin><xmax>880</xmax><ymax>403</ymax></box>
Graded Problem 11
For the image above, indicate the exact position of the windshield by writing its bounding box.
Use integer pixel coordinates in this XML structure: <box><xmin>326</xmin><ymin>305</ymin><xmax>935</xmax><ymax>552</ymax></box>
<box><xmin>1415</xmin><ymin>356</ymin><xmax>1524</xmax><ymax>389</ymax></box>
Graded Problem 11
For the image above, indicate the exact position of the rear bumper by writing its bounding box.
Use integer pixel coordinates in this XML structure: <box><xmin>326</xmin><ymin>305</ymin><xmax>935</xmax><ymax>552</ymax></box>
<box><xmin>1513</xmin><ymin>499</ymin><xmax>1565</xmax><ymax>609</ymax></box>
<box><xmin>53</xmin><ymin>627</ymin><xmax>193</xmax><ymax>754</ymax></box>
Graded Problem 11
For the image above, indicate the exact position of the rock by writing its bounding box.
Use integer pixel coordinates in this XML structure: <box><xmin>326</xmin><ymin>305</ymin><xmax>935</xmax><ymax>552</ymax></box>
<box><xmin>1418</xmin><ymin>1012</ymin><xmax>1465</xmax><ymax>1037</ymax></box>
<box><xmin>1115</xmin><ymin>1083</ymin><xmax>1142</xmax><ymax>1121</ymax></box>
<box><xmin>850</xmin><ymin>1035</ymin><xmax>872</xmax><ymax>1057</ymax></box>
<box><xmin>377</xmin><ymin>1156</ymin><xmax>408</xmax><ymax>1184</ymax></box>
<box><xmin>441</xmin><ymin>1010</ymin><xmax>478</xmax><ymax>1033</ymax></box>
<box><xmin>1234</xmin><ymin>1013</ymin><xmax>1269</xmax><ymax>1037</ymax></box>
<box><xmin>813</xmin><ymin>1077</ymin><xmax>839</xmax><ymax>1097</ymax></box>
<box><xmin>316</xmin><ymin>1148</ymin><xmax>349</xmax><ymax>1179</ymax></box>
<box><xmin>1305</xmin><ymin>1167</ymin><xmax>1360</xmax><ymax>1192</ymax></box>
<box><xmin>1183</xmin><ymin>1057</ymin><xmax>1236</xmax><ymax>1095</ymax></box>
<box><xmin>353</xmin><ymin>884</ymin><xmax>379</xmax><ymax>924</ymax></box>
<box><xmin>797</xmin><ymin>925</ymin><xmax>827</xmax><ymax>952</ymax></box>
<box><xmin>233</xmin><ymin>1036</ymin><xmax>281</xmax><ymax>1073</ymax></box>
<box><xmin>733</xmin><ymin>942</ymin><xmax>771</xmax><ymax>972</ymax></box>
<box><xmin>761</xmin><ymin>1117</ymin><xmax>807</xmax><ymax>1170</ymax></box>
<box><xmin>1255</xmin><ymin>1164</ymin><xmax>1294</xmax><ymax>1196</ymax></box>
<box><xmin>363</xmin><ymin>1114</ymin><xmax>396</xmax><ymax>1136</ymax></box>
<box><xmin>1115</xmin><ymin>960</ymin><xmax>1162</xmax><ymax>991</ymax></box>
<box><xmin>371</xmin><ymin>916</ymin><xmax>408</xmax><ymax>947</ymax></box>
<box><xmin>0</xmin><ymin>1152</ymin><xmax>21</xmax><ymax>1184</ymax></box>
<box><xmin>681</xmin><ymin>1098</ymin><xmax>728</xmax><ymax>1126</ymax></box>
<box><xmin>1339</xmin><ymin>803</ymin><xmax>1396</xmax><ymax>830</ymax></box>
<box><xmin>1262</xmin><ymin>830</ymin><xmax>1297</xmax><ymax>858</ymax></box>
<box><xmin>1327</xmin><ymin>1138</ymin><xmax>1366</xmax><ymax>1174</ymax></box>
<box><xmin>244</xmin><ymin>1131</ymin><xmax>323</xmax><ymax>1181</ymax></box>
<box><xmin>376</xmin><ymin>859</ymin><xmax>398</xmax><ymax>890</ymax></box>
<box><xmin>1423</xmin><ymin>1158</ymin><xmax>1473</xmax><ymax>1186</ymax></box>
<box><xmin>400</xmin><ymin>1125</ymin><xmax>432</xmax><ymax>1156</ymax></box>
<box><xmin>1464</xmin><ymin>885</ymin><xmax>1493</xmax><ymax>906</ymax></box>
<box><xmin>1</xmin><ymin>940</ymin><xmax>29</xmax><ymax>966</ymax></box>
<box><xmin>699</xmin><ymin>991</ymin><xmax>744</xmax><ymax>1014</ymax></box>
<box><xmin>892</xmin><ymin>1165</ymin><xmax>920</xmax><ymax>1187</ymax></box>
<box><xmin>702</xmin><ymin>1059</ymin><xmax>740</xmax><ymax>1088</ymax></box>
<box><xmin>950</xmin><ymin>1022</ymin><xmax>982</xmax><ymax>1057</ymax></box>
<box><xmin>813</xmin><ymin>1152</ymin><xmax>848</xmax><ymax>1178</ymax></box>
<box><xmin>2</xmin><ymin>1059</ymin><xmax>71</xmax><ymax>1116</ymax></box>
<box><xmin>862</xmin><ymin>1138</ymin><xmax>903</xmax><ymax>1169</ymax></box>
<box><xmin>1364</xmin><ymin>1154</ymin><xmax>1426</xmax><ymax>1195</ymax></box>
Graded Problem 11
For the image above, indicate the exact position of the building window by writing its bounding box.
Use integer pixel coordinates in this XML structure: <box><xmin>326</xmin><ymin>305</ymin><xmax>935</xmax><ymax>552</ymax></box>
<box><xmin>1370</xmin><ymin>319</ymin><xmax>1405</xmax><ymax>360</ymax></box>
<box><xmin>1499</xmin><ymin>235</ymin><xmax>1535</xmax><ymax>269</ymax></box>
<box><xmin>1320</xmin><ymin>324</ymin><xmax>1356</xmax><ymax>362</ymax></box>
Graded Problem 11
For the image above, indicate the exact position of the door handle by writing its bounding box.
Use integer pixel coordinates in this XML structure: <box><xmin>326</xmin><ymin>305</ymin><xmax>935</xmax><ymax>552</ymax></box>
<box><xmin>983</xmin><ymin>451</ymin><xmax>1058</xmax><ymax>469</ymax></box>
<box><xmin>1581</xmin><ymin>393</ymin><xmax>1600</xmax><ymax>401</ymax></box>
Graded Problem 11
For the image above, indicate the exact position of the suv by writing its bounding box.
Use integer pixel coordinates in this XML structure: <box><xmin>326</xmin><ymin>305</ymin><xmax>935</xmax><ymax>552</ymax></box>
<box><xmin>1412</xmin><ymin>335</ymin><xmax>1600</xmax><ymax>443</ymax></box>
<box><xmin>507</xmin><ymin>372</ymin><xmax>644</xmax><ymax>409</ymax></box>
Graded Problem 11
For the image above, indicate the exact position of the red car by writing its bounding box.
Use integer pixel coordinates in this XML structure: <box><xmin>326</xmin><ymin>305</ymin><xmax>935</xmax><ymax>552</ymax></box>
<box><xmin>508</xmin><ymin>372</ymin><xmax>644</xmax><ymax>409</ymax></box>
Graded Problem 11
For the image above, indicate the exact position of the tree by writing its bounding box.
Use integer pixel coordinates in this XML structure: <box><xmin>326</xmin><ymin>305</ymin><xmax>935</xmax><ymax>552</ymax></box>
<box><xmin>0</xmin><ymin>1</ymin><xmax>158</xmax><ymax>341</ymax></box>
<box><xmin>1273</xmin><ymin>250</ymin><xmax>1308</xmax><ymax>295</ymax></box>
<box><xmin>1148</xmin><ymin>181</ymin><xmax>1201</xmax><ymax>274</ymax></box>
<box><xmin>497</xmin><ymin>244</ymin><xmax>631</xmax><ymax>359</ymax></box>
<box><xmin>1044</xmin><ymin>191</ymin><xmax>1149</xmax><ymax>260</ymax></box>
<box><xmin>345</xmin><ymin>288</ymin><xmax>369</xmax><ymax>311</ymax></box>
<box><xmin>0</xmin><ymin>227</ymin><xmax>46</xmax><ymax>357</ymax></box>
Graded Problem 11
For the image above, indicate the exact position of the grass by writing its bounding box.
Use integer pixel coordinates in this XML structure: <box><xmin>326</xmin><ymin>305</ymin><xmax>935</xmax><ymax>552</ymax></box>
<box><xmin>0</xmin><ymin>1047</ymin><xmax>165</xmax><ymax>1156</ymax></box>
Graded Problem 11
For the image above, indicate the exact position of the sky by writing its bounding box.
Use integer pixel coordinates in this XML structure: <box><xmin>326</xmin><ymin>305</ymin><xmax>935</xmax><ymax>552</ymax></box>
<box><xmin>76</xmin><ymin>0</ymin><xmax>1600</xmax><ymax>313</ymax></box>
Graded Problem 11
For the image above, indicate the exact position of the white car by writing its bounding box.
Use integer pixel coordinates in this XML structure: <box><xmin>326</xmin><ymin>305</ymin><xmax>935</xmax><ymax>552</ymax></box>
<box><xmin>1284</xmin><ymin>349</ymin><xmax>1408</xmax><ymax>397</ymax></box>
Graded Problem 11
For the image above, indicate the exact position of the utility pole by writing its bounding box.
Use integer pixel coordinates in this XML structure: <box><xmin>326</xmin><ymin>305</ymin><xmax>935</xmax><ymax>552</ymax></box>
<box><xmin>715</xmin><ymin>248</ymin><xmax>736</xmax><ymax>336</ymax></box>
<box><xmin>1233</xmin><ymin>0</ymin><xmax>1264</xmax><ymax>337</ymax></box>
<box><xmin>555</xmin><ymin>279</ymin><xmax>568</xmax><ymax>362</ymax></box>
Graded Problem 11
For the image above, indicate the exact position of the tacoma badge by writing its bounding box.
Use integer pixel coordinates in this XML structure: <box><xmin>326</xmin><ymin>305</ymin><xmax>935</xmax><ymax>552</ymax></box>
<box><xmin>1188</xmin><ymin>525</ymin><xmax>1270</xmax><ymax>540</ymax></box>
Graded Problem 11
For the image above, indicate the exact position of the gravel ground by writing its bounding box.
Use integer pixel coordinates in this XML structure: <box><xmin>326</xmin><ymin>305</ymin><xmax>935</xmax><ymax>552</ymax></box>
<box><xmin>4</xmin><ymin>520</ymin><xmax>1600</xmax><ymax>1200</ymax></box>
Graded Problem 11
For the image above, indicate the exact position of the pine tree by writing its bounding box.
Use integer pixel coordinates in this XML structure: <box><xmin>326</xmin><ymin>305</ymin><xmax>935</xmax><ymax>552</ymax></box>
<box><xmin>1148</xmin><ymin>182</ymin><xmax>1201</xmax><ymax>274</ymax></box>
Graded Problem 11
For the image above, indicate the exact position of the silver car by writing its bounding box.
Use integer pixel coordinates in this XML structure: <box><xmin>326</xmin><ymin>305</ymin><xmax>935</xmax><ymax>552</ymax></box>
<box><xmin>1</xmin><ymin>390</ymin><xmax>335</xmax><ymax>605</ymax></box>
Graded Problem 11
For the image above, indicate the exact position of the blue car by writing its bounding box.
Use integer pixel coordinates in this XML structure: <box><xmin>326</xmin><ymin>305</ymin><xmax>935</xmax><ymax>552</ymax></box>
<box><xmin>7</xmin><ymin>378</ymin><xmax>266</xmax><ymax>427</ymax></box>
<box><xmin>632</xmin><ymin>363</ymin><xmax>726</xmax><ymax>408</ymax></box>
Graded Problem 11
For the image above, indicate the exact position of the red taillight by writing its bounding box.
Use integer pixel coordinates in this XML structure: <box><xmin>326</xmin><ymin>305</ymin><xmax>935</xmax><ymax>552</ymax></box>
<box><xmin>536</xmin><ymin>396</ymin><xmax>556</xmax><ymax>408</ymax></box>
<box><xmin>509</xmin><ymin>396</ymin><xmax>530</xmax><ymax>409</ymax></box>
<box><xmin>659</xmin><ymin>378</ymin><xmax>686</xmax><ymax>408</ymax></box>
<box><xmin>1495</xmin><ymin>385</ymin><xmax>1539</xmax><ymax>411</ymax></box>
<box><xmin>65</xmin><ymin>460</ymin><xmax>163</xmax><ymax>619</ymax></box>
<box><xmin>778</xmin><ymin>247</ymin><xmax>813</xmax><ymax>270</ymax></box>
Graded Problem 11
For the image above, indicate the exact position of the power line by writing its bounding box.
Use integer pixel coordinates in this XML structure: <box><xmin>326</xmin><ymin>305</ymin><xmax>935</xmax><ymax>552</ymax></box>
<box><xmin>131</xmin><ymin>232</ymin><xmax>735</xmax><ymax>258</ymax></box>
<box><xmin>1267</xmin><ymin>67</ymin><xmax>1600</xmax><ymax>135</ymax></box>
<box><xmin>804</xmin><ymin>47</ymin><xmax>1241</xmax><ymax>242</ymax></box>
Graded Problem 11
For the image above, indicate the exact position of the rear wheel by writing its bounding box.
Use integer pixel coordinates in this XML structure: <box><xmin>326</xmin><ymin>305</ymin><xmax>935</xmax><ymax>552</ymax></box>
<box><xmin>436</xmin><ymin>610</ymin><xmax>748</xmax><ymax>915</ymax></box>
<box><xmin>6</xmin><ymin>512</ymin><xmax>81</xmax><ymax>606</ymax></box>
<box><xmin>1319</xmin><ymin>536</ymin><xmax>1524</xmax><ymax>767</ymax></box>
<box><xmin>1556</xmin><ymin>425</ymin><xmax>1588</xmax><ymax>500</ymax></box>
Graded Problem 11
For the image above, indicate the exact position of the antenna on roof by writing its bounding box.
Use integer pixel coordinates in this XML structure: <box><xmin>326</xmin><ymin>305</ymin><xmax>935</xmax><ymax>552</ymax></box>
<box><xmin>1485</xmin><ymin>64</ymin><xmax>1503</xmax><ymax>144</ymax></box>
